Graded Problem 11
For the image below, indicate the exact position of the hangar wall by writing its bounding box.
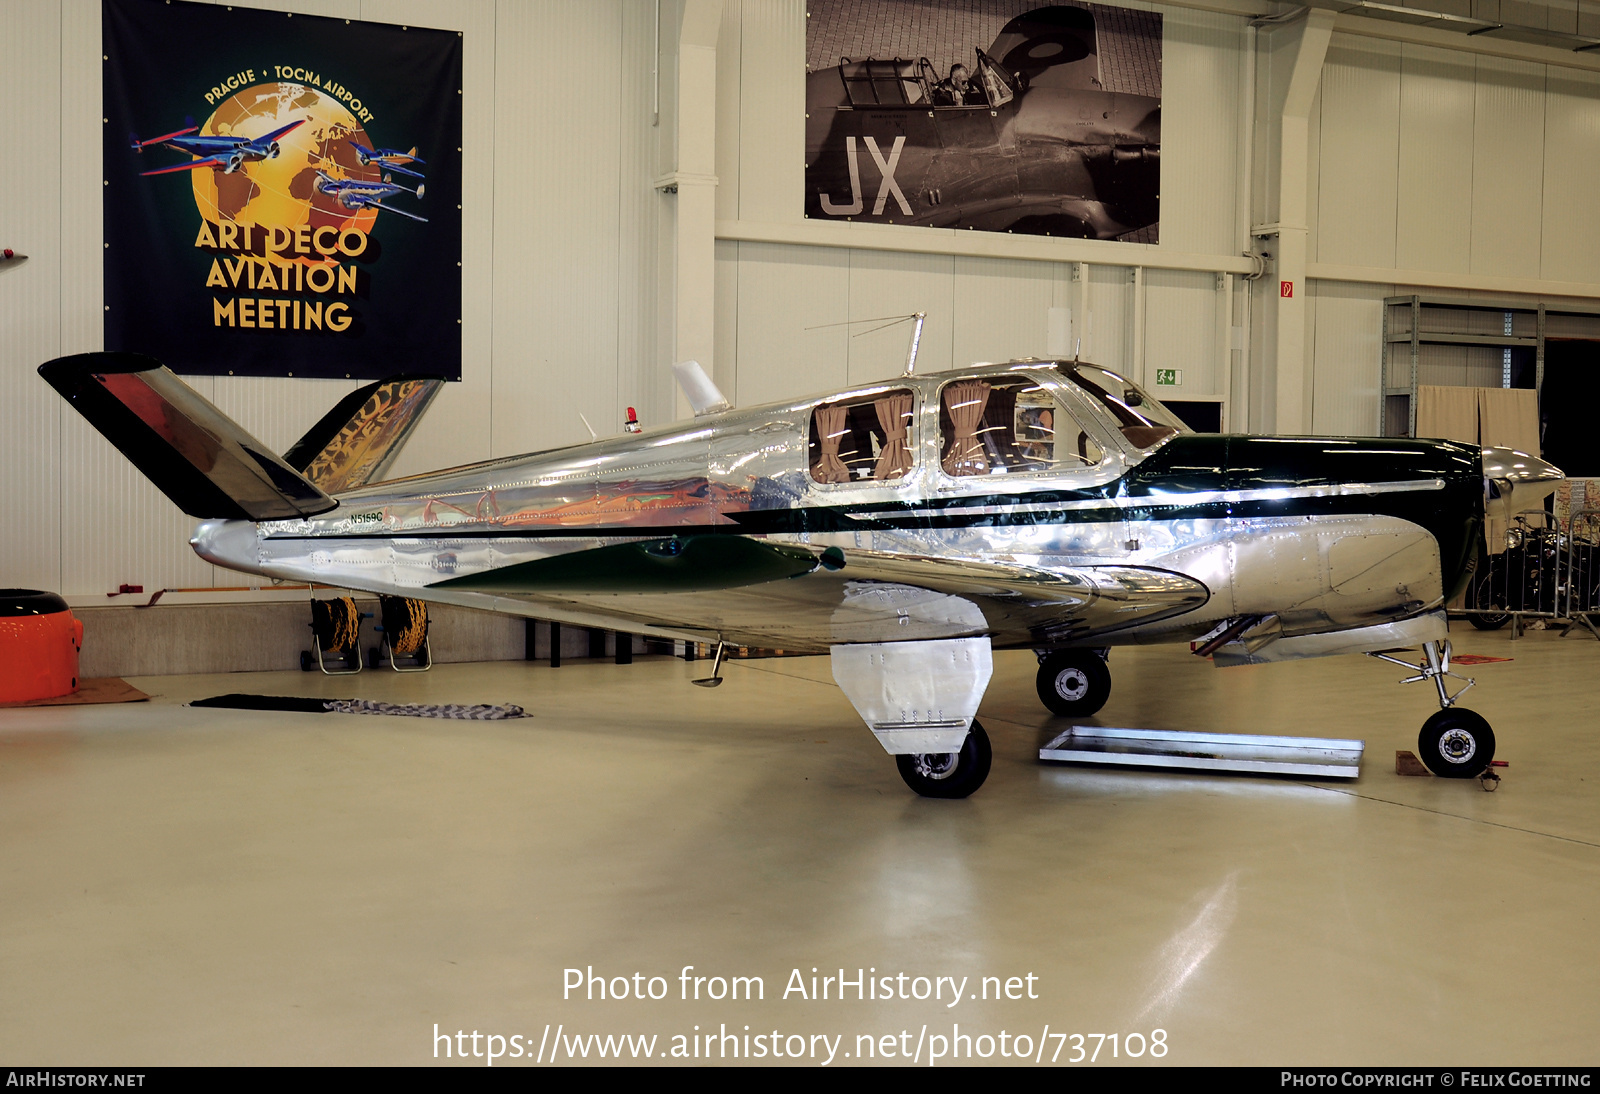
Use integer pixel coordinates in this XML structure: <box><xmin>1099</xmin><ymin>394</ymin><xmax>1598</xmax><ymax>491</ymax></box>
<box><xmin>715</xmin><ymin>0</ymin><xmax>1600</xmax><ymax>442</ymax></box>
<box><xmin>1301</xmin><ymin>30</ymin><xmax>1600</xmax><ymax>436</ymax></box>
<box><xmin>7</xmin><ymin>0</ymin><xmax>1600</xmax><ymax>605</ymax></box>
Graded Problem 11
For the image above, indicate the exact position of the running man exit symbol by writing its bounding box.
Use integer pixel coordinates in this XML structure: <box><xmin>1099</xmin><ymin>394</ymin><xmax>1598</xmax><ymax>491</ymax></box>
<box><xmin>1155</xmin><ymin>369</ymin><xmax>1181</xmax><ymax>386</ymax></box>
<box><xmin>1280</xmin><ymin>280</ymin><xmax>1294</xmax><ymax>298</ymax></box>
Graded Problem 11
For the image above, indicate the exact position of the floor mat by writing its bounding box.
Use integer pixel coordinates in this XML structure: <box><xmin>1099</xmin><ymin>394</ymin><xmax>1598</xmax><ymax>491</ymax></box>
<box><xmin>0</xmin><ymin>677</ymin><xmax>150</xmax><ymax>708</ymax></box>
<box><xmin>191</xmin><ymin>694</ymin><xmax>525</xmax><ymax>719</ymax></box>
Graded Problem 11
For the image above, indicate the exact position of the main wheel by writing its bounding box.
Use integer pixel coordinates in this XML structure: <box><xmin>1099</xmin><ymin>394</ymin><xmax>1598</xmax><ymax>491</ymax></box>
<box><xmin>1418</xmin><ymin>708</ymin><xmax>1496</xmax><ymax>777</ymax></box>
<box><xmin>1036</xmin><ymin>651</ymin><xmax>1111</xmax><ymax>717</ymax></box>
<box><xmin>895</xmin><ymin>720</ymin><xmax>992</xmax><ymax>799</ymax></box>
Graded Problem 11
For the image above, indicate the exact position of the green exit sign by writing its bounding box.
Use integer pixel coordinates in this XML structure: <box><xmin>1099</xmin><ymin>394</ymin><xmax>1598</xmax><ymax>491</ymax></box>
<box><xmin>1155</xmin><ymin>369</ymin><xmax>1182</xmax><ymax>386</ymax></box>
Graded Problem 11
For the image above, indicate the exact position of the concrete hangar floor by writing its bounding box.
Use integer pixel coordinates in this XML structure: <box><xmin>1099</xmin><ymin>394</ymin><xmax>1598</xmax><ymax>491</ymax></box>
<box><xmin>1</xmin><ymin>625</ymin><xmax>1596</xmax><ymax>1067</ymax></box>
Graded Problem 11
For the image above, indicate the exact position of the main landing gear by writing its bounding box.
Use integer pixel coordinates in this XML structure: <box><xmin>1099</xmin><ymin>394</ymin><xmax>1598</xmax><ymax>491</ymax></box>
<box><xmin>1368</xmin><ymin>639</ymin><xmax>1495</xmax><ymax>777</ymax></box>
<box><xmin>1035</xmin><ymin>649</ymin><xmax>1111</xmax><ymax>717</ymax></box>
<box><xmin>895</xmin><ymin>721</ymin><xmax>993</xmax><ymax>799</ymax></box>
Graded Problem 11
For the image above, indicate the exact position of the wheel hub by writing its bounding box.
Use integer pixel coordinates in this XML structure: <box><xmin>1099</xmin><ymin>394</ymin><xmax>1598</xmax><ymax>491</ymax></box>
<box><xmin>1054</xmin><ymin>668</ymin><xmax>1089</xmax><ymax>702</ymax></box>
<box><xmin>909</xmin><ymin>752</ymin><xmax>961</xmax><ymax>780</ymax></box>
<box><xmin>1438</xmin><ymin>727</ymin><xmax>1477</xmax><ymax>765</ymax></box>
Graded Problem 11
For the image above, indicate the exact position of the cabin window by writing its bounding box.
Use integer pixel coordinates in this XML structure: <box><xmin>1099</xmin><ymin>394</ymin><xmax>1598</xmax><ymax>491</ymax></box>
<box><xmin>809</xmin><ymin>389</ymin><xmax>917</xmax><ymax>484</ymax></box>
<box><xmin>1059</xmin><ymin>364</ymin><xmax>1187</xmax><ymax>450</ymax></box>
<box><xmin>938</xmin><ymin>377</ymin><xmax>1103</xmax><ymax>477</ymax></box>
<box><xmin>839</xmin><ymin>58</ymin><xmax>926</xmax><ymax>107</ymax></box>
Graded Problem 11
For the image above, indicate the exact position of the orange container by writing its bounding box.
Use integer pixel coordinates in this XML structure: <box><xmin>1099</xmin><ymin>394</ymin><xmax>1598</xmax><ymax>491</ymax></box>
<box><xmin>0</xmin><ymin>590</ymin><xmax>84</xmax><ymax>703</ymax></box>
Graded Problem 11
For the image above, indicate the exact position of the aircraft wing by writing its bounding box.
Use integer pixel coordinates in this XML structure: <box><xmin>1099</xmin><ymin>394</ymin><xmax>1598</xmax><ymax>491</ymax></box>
<box><xmin>133</xmin><ymin>125</ymin><xmax>198</xmax><ymax>149</ymax></box>
<box><xmin>259</xmin><ymin>119</ymin><xmax>306</xmax><ymax>143</ymax></box>
<box><xmin>428</xmin><ymin>536</ymin><xmax>1209</xmax><ymax>650</ymax></box>
<box><xmin>359</xmin><ymin>198</ymin><xmax>428</xmax><ymax>222</ymax></box>
<box><xmin>140</xmin><ymin>155</ymin><xmax>232</xmax><ymax>176</ymax></box>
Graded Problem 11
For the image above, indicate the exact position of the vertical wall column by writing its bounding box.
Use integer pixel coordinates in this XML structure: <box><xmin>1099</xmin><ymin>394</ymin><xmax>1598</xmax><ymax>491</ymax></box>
<box><xmin>1258</xmin><ymin>9</ymin><xmax>1334</xmax><ymax>435</ymax></box>
<box><xmin>659</xmin><ymin>0</ymin><xmax>724</xmax><ymax>420</ymax></box>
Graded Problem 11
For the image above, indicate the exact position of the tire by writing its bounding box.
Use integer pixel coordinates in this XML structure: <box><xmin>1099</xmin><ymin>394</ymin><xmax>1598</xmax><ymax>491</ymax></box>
<box><xmin>1036</xmin><ymin>651</ymin><xmax>1111</xmax><ymax>717</ymax></box>
<box><xmin>895</xmin><ymin>720</ymin><xmax>992</xmax><ymax>799</ymax></box>
<box><xmin>1418</xmin><ymin>708</ymin><xmax>1495</xmax><ymax>778</ymax></box>
<box><xmin>1467</xmin><ymin>574</ymin><xmax>1511</xmax><ymax>631</ymax></box>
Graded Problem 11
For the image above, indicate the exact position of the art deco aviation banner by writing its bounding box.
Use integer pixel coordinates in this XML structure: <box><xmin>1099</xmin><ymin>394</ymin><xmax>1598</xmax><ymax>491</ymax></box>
<box><xmin>102</xmin><ymin>0</ymin><xmax>463</xmax><ymax>379</ymax></box>
<box><xmin>805</xmin><ymin>1</ymin><xmax>1161</xmax><ymax>242</ymax></box>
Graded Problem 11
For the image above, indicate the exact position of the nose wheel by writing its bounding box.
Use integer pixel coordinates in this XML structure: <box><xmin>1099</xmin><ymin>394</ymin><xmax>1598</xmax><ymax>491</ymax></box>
<box><xmin>1035</xmin><ymin>650</ymin><xmax>1111</xmax><ymax>717</ymax></box>
<box><xmin>1418</xmin><ymin>708</ymin><xmax>1495</xmax><ymax>778</ymax></box>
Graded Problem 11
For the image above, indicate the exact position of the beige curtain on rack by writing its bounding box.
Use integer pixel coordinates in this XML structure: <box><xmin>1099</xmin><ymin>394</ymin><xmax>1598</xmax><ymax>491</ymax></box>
<box><xmin>942</xmin><ymin>381</ymin><xmax>990</xmax><ymax>476</ymax></box>
<box><xmin>1478</xmin><ymin>387</ymin><xmax>1540</xmax><ymax>454</ymax></box>
<box><xmin>1415</xmin><ymin>385</ymin><xmax>1479</xmax><ymax>445</ymax></box>
<box><xmin>871</xmin><ymin>393</ymin><xmax>914</xmax><ymax>480</ymax></box>
<box><xmin>812</xmin><ymin>404</ymin><xmax>851</xmax><ymax>483</ymax></box>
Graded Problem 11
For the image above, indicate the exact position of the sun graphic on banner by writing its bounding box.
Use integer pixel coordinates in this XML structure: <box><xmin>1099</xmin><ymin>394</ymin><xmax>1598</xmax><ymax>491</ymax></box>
<box><xmin>189</xmin><ymin>81</ymin><xmax>381</xmax><ymax>244</ymax></box>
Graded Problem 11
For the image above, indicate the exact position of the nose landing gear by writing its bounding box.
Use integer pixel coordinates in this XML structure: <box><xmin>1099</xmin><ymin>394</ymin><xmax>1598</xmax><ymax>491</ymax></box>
<box><xmin>1368</xmin><ymin>639</ymin><xmax>1495</xmax><ymax>777</ymax></box>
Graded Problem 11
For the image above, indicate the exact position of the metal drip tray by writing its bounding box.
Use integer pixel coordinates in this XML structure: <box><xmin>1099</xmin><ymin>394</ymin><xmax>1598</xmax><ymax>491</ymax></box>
<box><xmin>1039</xmin><ymin>726</ymin><xmax>1364</xmax><ymax>779</ymax></box>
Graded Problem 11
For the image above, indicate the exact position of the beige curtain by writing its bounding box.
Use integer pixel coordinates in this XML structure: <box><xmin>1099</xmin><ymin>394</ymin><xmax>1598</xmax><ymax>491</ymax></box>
<box><xmin>1478</xmin><ymin>387</ymin><xmax>1540</xmax><ymax>454</ymax></box>
<box><xmin>811</xmin><ymin>404</ymin><xmax>851</xmax><ymax>483</ymax></box>
<box><xmin>871</xmin><ymin>393</ymin><xmax>914</xmax><ymax>480</ymax></box>
<box><xmin>1415</xmin><ymin>385</ymin><xmax>1479</xmax><ymax>445</ymax></box>
<box><xmin>942</xmin><ymin>381</ymin><xmax>990</xmax><ymax>476</ymax></box>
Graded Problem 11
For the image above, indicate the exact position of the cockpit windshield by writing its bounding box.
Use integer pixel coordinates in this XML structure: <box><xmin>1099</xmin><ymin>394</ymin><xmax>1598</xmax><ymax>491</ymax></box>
<box><xmin>1057</xmin><ymin>364</ymin><xmax>1190</xmax><ymax>450</ymax></box>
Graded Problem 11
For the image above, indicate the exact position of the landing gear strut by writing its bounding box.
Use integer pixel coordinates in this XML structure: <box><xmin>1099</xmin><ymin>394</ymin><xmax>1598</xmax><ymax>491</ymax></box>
<box><xmin>1035</xmin><ymin>649</ymin><xmax>1110</xmax><ymax>717</ymax></box>
<box><xmin>1368</xmin><ymin>639</ymin><xmax>1495</xmax><ymax>777</ymax></box>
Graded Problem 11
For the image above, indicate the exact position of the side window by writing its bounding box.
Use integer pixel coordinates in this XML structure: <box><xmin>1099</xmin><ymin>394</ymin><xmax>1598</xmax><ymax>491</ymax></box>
<box><xmin>939</xmin><ymin>378</ymin><xmax>1103</xmax><ymax>477</ymax></box>
<box><xmin>976</xmin><ymin>52</ymin><xmax>1015</xmax><ymax>107</ymax></box>
<box><xmin>809</xmin><ymin>390</ymin><xmax>916</xmax><ymax>484</ymax></box>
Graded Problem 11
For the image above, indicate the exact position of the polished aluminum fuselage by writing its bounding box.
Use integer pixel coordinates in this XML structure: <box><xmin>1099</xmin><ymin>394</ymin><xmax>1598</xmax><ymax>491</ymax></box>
<box><xmin>192</xmin><ymin>362</ymin><xmax>1485</xmax><ymax>654</ymax></box>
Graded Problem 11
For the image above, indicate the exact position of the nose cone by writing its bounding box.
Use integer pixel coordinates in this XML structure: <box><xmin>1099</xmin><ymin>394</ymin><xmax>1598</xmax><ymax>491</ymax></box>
<box><xmin>1482</xmin><ymin>446</ymin><xmax>1564</xmax><ymax>523</ymax></box>
<box><xmin>189</xmin><ymin>519</ymin><xmax>262</xmax><ymax>574</ymax></box>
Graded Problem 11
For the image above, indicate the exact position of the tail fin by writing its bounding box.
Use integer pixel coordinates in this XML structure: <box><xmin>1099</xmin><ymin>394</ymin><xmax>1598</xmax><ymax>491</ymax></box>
<box><xmin>39</xmin><ymin>352</ymin><xmax>336</xmax><ymax>521</ymax></box>
<box><xmin>283</xmin><ymin>374</ymin><xmax>444</xmax><ymax>493</ymax></box>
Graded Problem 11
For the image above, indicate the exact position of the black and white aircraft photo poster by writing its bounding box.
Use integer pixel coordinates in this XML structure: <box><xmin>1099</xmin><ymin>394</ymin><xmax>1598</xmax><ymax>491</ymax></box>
<box><xmin>805</xmin><ymin>2</ymin><xmax>1162</xmax><ymax>242</ymax></box>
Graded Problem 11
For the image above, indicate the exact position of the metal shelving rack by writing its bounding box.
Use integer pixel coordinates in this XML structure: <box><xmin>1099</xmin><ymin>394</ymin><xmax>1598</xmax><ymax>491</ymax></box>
<box><xmin>1382</xmin><ymin>294</ymin><xmax>1600</xmax><ymax>438</ymax></box>
<box><xmin>1381</xmin><ymin>295</ymin><xmax>1540</xmax><ymax>437</ymax></box>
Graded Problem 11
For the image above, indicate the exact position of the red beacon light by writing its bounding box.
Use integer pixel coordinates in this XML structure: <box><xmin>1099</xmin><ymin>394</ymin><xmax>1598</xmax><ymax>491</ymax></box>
<box><xmin>624</xmin><ymin>407</ymin><xmax>641</xmax><ymax>434</ymax></box>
